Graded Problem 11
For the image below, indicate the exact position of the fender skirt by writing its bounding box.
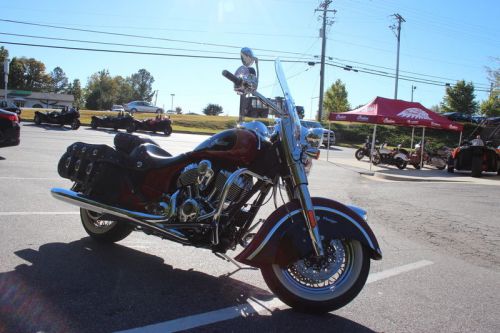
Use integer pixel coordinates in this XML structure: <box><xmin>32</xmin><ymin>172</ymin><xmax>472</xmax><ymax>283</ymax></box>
<box><xmin>235</xmin><ymin>197</ymin><xmax>382</xmax><ymax>268</ymax></box>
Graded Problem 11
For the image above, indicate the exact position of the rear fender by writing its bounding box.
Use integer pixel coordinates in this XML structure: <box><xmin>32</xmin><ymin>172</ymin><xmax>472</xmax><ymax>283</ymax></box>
<box><xmin>235</xmin><ymin>197</ymin><xmax>382</xmax><ymax>268</ymax></box>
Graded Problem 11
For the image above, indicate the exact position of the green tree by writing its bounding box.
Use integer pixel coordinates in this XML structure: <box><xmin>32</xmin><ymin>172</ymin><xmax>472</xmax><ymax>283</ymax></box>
<box><xmin>203</xmin><ymin>103</ymin><xmax>223</xmax><ymax>116</ymax></box>
<box><xmin>175</xmin><ymin>106</ymin><xmax>183</xmax><ymax>114</ymax></box>
<box><xmin>0</xmin><ymin>47</ymin><xmax>8</xmax><ymax>90</ymax></box>
<box><xmin>67</xmin><ymin>79</ymin><xmax>83</xmax><ymax>109</ymax></box>
<box><xmin>440</xmin><ymin>80</ymin><xmax>478</xmax><ymax>115</ymax></box>
<box><xmin>8</xmin><ymin>57</ymin><xmax>51</xmax><ymax>91</ymax></box>
<box><xmin>480</xmin><ymin>60</ymin><xmax>499</xmax><ymax>117</ymax></box>
<box><xmin>85</xmin><ymin>69</ymin><xmax>117</xmax><ymax>110</ymax></box>
<box><xmin>128</xmin><ymin>69</ymin><xmax>154</xmax><ymax>101</ymax></box>
<box><xmin>114</xmin><ymin>76</ymin><xmax>134</xmax><ymax>104</ymax></box>
<box><xmin>323</xmin><ymin>79</ymin><xmax>350</xmax><ymax>120</ymax></box>
<box><xmin>50</xmin><ymin>66</ymin><xmax>69</xmax><ymax>93</ymax></box>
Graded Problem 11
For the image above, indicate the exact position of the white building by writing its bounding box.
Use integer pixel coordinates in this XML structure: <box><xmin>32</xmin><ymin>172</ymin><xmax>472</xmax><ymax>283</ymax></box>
<box><xmin>5</xmin><ymin>90</ymin><xmax>74</xmax><ymax>109</ymax></box>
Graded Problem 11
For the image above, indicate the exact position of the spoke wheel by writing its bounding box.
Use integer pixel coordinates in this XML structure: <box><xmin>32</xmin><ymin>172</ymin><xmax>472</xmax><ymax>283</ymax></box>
<box><xmin>261</xmin><ymin>239</ymin><xmax>369</xmax><ymax>313</ymax></box>
<box><xmin>80</xmin><ymin>208</ymin><xmax>133</xmax><ymax>243</ymax></box>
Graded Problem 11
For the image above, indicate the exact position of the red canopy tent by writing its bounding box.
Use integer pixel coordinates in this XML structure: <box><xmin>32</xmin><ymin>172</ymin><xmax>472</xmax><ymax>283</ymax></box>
<box><xmin>327</xmin><ymin>97</ymin><xmax>463</xmax><ymax>169</ymax></box>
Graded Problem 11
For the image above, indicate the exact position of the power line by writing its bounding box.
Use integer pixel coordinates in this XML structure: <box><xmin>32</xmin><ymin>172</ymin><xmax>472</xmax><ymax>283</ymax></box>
<box><xmin>0</xmin><ymin>19</ymin><xmax>313</xmax><ymax>58</ymax></box>
<box><xmin>1</xmin><ymin>18</ymin><xmax>491</xmax><ymax>88</ymax></box>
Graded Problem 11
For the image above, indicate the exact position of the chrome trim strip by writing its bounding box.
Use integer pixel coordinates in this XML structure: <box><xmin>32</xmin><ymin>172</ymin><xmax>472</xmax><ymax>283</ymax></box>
<box><xmin>246</xmin><ymin>205</ymin><xmax>376</xmax><ymax>260</ymax></box>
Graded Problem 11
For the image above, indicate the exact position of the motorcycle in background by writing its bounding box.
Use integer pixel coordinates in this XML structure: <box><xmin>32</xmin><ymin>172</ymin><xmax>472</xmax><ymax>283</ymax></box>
<box><xmin>372</xmin><ymin>143</ymin><xmax>409</xmax><ymax>169</ymax></box>
<box><xmin>354</xmin><ymin>136</ymin><xmax>374</xmax><ymax>161</ymax></box>
<box><xmin>50</xmin><ymin>48</ymin><xmax>381</xmax><ymax>313</ymax></box>
<box><xmin>409</xmin><ymin>143</ymin><xmax>449</xmax><ymax>170</ymax></box>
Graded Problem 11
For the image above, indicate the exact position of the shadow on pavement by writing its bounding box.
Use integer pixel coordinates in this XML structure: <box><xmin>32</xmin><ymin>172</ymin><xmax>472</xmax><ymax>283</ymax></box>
<box><xmin>1</xmin><ymin>239</ymin><xmax>275</xmax><ymax>333</ymax></box>
<box><xmin>22</xmin><ymin>123</ymin><xmax>74</xmax><ymax>131</ymax></box>
<box><xmin>194</xmin><ymin>308</ymin><xmax>377</xmax><ymax>333</ymax></box>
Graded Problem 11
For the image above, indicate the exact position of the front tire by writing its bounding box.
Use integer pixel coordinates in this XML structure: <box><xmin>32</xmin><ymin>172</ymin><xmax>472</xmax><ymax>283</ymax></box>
<box><xmin>261</xmin><ymin>239</ymin><xmax>370</xmax><ymax>314</ymax></box>
<box><xmin>372</xmin><ymin>153</ymin><xmax>381</xmax><ymax>165</ymax></box>
<box><xmin>91</xmin><ymin>118</ymin><xmax>98</xmax><ymax>129</ymax></box>
<box><xmin>395</xmin><ymin>158</ymin><xmax>407</xmax><ymax>170</ymax></box>
<box><xmin>164</xmin><ymin>125</ymin><xmax>172</xmax><ymax>136</ymax></box>
<box><xmin>34</xmin><ymin>114</ymin><xmax>42</xmax><ymax>125</ymax></box>
<box><xmin>354</xmin><ymin>149</ymin><xmax>364</xmax><ymax>160</ymax></box>
<box><xmin>126</xmin><ymin>123</ymin><xmax>136</xmax><ymax>133</ymax></box>
<box><xmin>80</xmin><ymin>208</ymin><xmax>133</xmax><ymax>243</ymax></box>
<box><xmin>71</xmin><ymin>119</ymin><xmax>80</xmax><ymax>130</ymax></box>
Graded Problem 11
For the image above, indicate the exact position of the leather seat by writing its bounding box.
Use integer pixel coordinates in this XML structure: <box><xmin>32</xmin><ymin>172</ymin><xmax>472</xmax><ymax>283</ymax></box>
<box><xmin>128</xmin><ymin>143</ymin><xmax>191</xmax><ymax>170</ymax></box>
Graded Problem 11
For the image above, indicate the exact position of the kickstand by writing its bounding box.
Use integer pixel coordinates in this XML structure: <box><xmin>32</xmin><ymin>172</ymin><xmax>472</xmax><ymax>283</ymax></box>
<box><xmin>214</xmin><ymin>252</ymin><xmax>258</xmax><ymax>277</ymax></box>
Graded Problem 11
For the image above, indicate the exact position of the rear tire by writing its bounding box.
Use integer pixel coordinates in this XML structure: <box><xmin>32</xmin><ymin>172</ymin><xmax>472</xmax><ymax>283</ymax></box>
<box><xmin>354</xmin><ymin>149</ymin><xmax>364</xmax><ymax>161</ymax></box>
<box><xmin>471</xmin><ymin>155</ymin><xmax>482</xmax><ymax>178</ymax></box>
<box><xmin>80</xmin><ymin>209</ymin><xmax>133</xmax><ymax>243</ymax></box>
<box><xmin>91</xmin><ymin>119</ymin><xmax>98</xmax><ymax>129</ymax></box>
<box><xmin>261</xmin><ymin>239</ymin><xmax>370</xmax><ymax>314</ymax></box>
<box><xmin>126</xmin><ymin>123</ymin><xmax>136</xmax><ymax>133</ymax></box>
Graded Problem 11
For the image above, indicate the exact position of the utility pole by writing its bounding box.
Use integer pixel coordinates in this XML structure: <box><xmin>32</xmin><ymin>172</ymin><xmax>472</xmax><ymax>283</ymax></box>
<box><xmin>411</xmin><ymin>85</ymin><xmax>416</xmax><ymax>102</ymax></box>
<box><xmin>170</xmin><ymin>93</ymin><xmax>175</xmax><ymax>112</ymax></box>
<box><xmin>390</xmin><ymin>13</ymin><xmax>405</xmax><ymax>100</ymax></box>
<box><xmin>315</xmin><ymin>0</ymin><xmax>336</xmax><ymax>121</ymax></box>
<box><xmin>3</xmin><ymin>58</ymin><xmax>9</xmax><ymax>101</ymax></box>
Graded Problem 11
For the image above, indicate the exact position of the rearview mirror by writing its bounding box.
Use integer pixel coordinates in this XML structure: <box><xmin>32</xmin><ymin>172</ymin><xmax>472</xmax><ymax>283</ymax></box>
<box><xmin>241</xmin><ymin>47</ymin><xmax>256</xmax><ymax>67</ymax></box>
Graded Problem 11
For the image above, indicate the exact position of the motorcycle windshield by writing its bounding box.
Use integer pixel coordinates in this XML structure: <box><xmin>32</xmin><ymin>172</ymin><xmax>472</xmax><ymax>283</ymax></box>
<box><xmin>275</xmin><ymin>59</ymin><xmax>302</xmax><ymax>154</ymax></box>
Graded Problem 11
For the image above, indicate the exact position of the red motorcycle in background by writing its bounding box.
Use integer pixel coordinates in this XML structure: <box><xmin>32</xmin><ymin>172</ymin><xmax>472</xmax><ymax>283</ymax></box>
<box><xmin>50</xmin><ymin>48</ymin><xmax>381</xmax><ymax>313</ymax></box>
<box><xmin>409</xmin><ymin>142</ymin><xmax>449</xmax><ymax>170</ymax></box>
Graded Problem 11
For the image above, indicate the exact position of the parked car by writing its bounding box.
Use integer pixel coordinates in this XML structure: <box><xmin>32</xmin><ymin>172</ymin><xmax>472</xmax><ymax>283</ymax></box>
<box><xmin>447</xmin><ymin>141</ymin><xmax>500</xmax><ymax>177</ymax></box>
<box><xmin>128</xmin><ymin>116</ymin><xmax>173</xmax><ymax>136</ymax></box>
<box><xmin>300</xmin><ymin>120</ymin><xmax>336</xmax><ymax>147</ymax></box>
<box><xmin>0</xmin><ymin>100</ymin><xmax>22</xmax><ymax>121</ymax></box>
<box><xmin>0</xmin><ymin>108</ymin><xmax>20</xmax><ymax>147</ymax></box>
<box><xmin>111</xmin><ymin>105</ymin><xmax>125</xmax><ymax>112</ymax></box>
<box><xmin>90</xmin><ymin>111</ymin><xmax>135</xmax><ymax>132</ymax></box>
<box><xmin>124</xmin><ymin>101</ymin><xmax>163</xmax><ymax>114</ymax></box>
<box><xmin>34</xmin><ymin>107</ymin><xmax>81</xmax><ymax>130</ymax></box>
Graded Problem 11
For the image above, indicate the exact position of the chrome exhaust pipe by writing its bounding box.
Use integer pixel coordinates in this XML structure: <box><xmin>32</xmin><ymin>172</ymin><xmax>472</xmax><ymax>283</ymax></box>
<box><xmin>51</xmin><ymin>188</ymin><xmax>190</xmax><ymax>244</ymax></box>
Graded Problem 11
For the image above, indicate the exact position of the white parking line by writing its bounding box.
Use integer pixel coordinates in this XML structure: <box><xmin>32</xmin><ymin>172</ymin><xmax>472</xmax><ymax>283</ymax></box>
<box><xmin>117</xmin><ymin>260</ymin><xmax>434</xmax><ymax>333</ymax></box>
<box><xmin>0</xmin><ymin>212</ymin><xmax>79</xmax><ymax>216</ymax></box>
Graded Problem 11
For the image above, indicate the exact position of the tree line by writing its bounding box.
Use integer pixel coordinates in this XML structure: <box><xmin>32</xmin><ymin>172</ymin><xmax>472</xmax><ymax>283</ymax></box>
<box><xmin>0</xmin><ymin>46</ymin><xmax>155</xmax><ymax>110</ymax></box>
<box><xmin>320</xmin><ymin>60</ymin><xmax>499</xmax><ymax>119</ymax></box>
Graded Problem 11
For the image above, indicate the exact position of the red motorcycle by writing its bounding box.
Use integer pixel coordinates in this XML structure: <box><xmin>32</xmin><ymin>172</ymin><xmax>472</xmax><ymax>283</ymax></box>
<box><xmin>51</xmin><ymin>48</ymin><xmax>381</xmax><ymax>313</ymax></box>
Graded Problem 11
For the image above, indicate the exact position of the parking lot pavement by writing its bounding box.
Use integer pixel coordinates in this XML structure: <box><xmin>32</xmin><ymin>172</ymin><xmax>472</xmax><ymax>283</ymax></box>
<box><xmin>1</xmin><ymin>125</ymin><xmax>500</xmax><ymax>332</ymax></box>
<box><xmin>320</xmin><ymin>146</ymin><xmax>500</xmax><ymax>185</ymax></box>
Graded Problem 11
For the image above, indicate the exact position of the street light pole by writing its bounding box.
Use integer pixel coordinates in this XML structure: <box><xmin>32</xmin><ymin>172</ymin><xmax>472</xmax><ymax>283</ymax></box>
<box><xmin>411</xmin><ymin>85</ymin><xmax>416</xmax><ymax>102</ymax></box>
<box><xmin>170</xmin><ymin>93</ymin><xmax>175</xmax><ymax>112</ymax></box>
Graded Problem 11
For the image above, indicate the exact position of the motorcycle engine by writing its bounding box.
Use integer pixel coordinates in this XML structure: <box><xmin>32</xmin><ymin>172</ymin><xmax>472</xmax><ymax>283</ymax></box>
<box><xmin>160</xmin><ymin>160</ymin><xmax>252</xmax><ymax>224</ymax></box>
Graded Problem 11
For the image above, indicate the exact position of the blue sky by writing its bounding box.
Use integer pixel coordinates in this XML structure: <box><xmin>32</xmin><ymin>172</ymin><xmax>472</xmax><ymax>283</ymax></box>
<box><xmin>1</xmin><ymin>0</ymin><xmax>498</xmax><ymax>118</ymax></box>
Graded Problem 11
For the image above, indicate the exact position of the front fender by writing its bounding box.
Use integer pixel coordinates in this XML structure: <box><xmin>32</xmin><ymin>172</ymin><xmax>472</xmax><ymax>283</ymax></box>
<box><xmin>235</xmin><ymin>197</ymin><xmax>382</xmax><ymax>268</ymax></box>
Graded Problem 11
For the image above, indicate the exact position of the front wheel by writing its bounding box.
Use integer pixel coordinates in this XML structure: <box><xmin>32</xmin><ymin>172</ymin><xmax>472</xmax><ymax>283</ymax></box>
<box><xmin>395</xmin><ymin>158</ymin><xmax>407</xmax><ymax>170</ymax></box>
<box><xmin>71</xmin><ymin>119</ymin><xmax>80</xmax><ymax>130</ymax></box>
<box><xmin>261</xmin><ymin>239</ymin><xmax>370</xmax><ymax>314</ymax></box>
<box><xmin>354</xmin><ymin>149</ymin><xmax>364</xmax><ymax>161</ymax></box>
<box><xmin>34</xmin><ymin>114</ymin><xmax>42</xmax><ymax>125</ymax></box>
<box><xmin>164</xmin><ymin>125</ymin><xmax>172</xmax><ymax>136</ymax></box>
<box><xmin>80</xmin><ymin>208</ymin><xmax>133</xmax><ymax>243</ymax></box>
<box><xmin>371</xmin><ymin>153</ymin><xmax>381</xmax><ymax>165</ymax></box>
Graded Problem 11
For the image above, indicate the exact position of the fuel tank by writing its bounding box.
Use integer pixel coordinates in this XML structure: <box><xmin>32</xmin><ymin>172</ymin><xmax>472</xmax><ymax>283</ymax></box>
<box><xmin>191</xmin><ymin>128</ymin><xmax>258</xmax><ymax>166</ymax></box>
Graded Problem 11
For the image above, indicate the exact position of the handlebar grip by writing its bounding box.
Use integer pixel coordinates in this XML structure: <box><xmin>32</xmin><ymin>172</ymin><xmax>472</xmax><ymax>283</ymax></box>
<box><xmin>222</xmin><ymin>70</ymin><xmax>242</xmax><ymax>86</ymax></box>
